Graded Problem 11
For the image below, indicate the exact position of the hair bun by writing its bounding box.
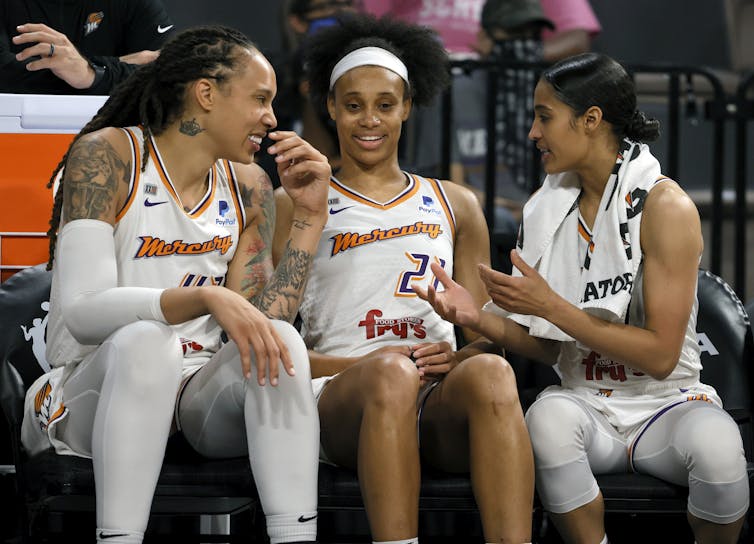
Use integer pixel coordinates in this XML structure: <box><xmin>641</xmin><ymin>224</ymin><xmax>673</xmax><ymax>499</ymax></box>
<box><xmin>625</xmin><ymin>109</ymin><xmax>660</xmax><ymax>143</ymax></box>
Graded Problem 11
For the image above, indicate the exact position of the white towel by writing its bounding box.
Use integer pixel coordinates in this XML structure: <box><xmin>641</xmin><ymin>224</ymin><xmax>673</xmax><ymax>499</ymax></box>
<box><xmin>487</xmin><ymin>140</ymin><xmax>663</xmax><ymax>341</ymax></box>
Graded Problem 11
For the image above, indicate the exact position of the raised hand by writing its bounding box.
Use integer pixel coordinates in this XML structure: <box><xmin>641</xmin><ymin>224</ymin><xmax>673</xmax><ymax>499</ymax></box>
<box><xmin>13</xmin><ymin>23</ymin><xmax>97</xmax><ymax>89</ymax></box>
<box><xmin>412</xmin><ymin>262</ymin><xmax>481</xmax><ymax>329</ymax></box>
<box><xmin>479</xmin><ymin>249</ymin><xmax>555</xmax><ymax>318</ymax></box>
<box><xmin>268</xmin><ymin>131</ymin><xmax>330</xmax><ymax>218</ymax></box>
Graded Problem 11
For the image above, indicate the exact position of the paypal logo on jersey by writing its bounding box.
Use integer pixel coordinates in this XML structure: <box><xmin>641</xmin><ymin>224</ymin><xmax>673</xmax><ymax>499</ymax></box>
<box><xmin>419</xmin><ymin>194</ymin><xmax>441</xmax><ymax>216</ymax></box>
<box><xmin>216</xmin><ymin>199</ymin><xmax>236</xmax><ymax>226</ymax></box>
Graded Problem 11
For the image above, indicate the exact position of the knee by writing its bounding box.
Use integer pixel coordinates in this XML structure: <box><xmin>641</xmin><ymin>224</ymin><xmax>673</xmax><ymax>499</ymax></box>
<box><xmin>682</xmin><ymin>411</ymin><xmax>747</xmax><ymax>481</ymax></box>
<box><xmin>270</xmin><ymin>319</ymin><xmax>311</xmax><ymax>377</ymax></box>
<box><xmin>107</xmin><ymin>321</ymin><xmax>182</xmax><ymax>391</ymax></box>
<box><xmin>361</xmin><ymin>352</ymin><xmax>420</xmax><ymax>409</ymax></box>
<box><xmin>526</xmin><ymin>395</ymin><xmax>589</xmax><ymax>461</ymax></box>
<box><xmin>452</xmin><ymin>354</ymin><xmax>519</xmax><ymax>408</ymax></box>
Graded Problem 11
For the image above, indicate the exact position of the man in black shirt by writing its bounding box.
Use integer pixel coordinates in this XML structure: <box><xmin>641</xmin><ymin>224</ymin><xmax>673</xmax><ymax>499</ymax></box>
<box><xmin>1</xmin><ymin>0</ymin><xmax>174</xmax><ymax>94</ymax></box>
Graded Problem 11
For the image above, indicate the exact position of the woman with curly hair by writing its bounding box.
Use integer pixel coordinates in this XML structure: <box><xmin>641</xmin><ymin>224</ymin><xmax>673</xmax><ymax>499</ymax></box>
<box><xmin>274</xmin><ymin>13</ymin><xmax>535</xmax><ymax>544</ymax></box>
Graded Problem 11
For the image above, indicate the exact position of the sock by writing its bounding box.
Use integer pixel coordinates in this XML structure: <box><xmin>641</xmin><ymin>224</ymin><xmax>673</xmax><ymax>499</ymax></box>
<box><xmin>373</xmin><ymin>540</ymin><xmax>418</xmax><ymax>544</ymax></box>
<box><xmin>95</xmin><ymin>528</ymin><xmax>143</xmax><ymax>543</ymax></box>
<box><xmin>266</xmin><ymin>512</ymin><xmax>317</xmax><ymax>543</ymax></box>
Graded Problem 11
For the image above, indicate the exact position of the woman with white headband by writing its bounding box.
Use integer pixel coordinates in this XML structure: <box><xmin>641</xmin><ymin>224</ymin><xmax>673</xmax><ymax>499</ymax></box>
<box><xmin>273</xmin><ymin>13</ymin><xmax>535</xmax><ymax>544</ymax></box>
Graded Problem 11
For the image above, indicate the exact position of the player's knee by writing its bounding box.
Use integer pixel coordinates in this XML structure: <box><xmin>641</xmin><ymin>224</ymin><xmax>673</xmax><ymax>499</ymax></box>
<box><xmin>526</xmin><ymin>395</ymin><xmax>589</xmax><ymax>461</ymax></box>
<box><xmin>108</xmin><ymin>321</ymin><xmax>182</xmax><ymax>391</ymax></box>
<box><xmin>453</xmin><ymin>354</ymin><xmax>518</xmax><ymax>408</ymax></box>
<box><xmin>682</xmin><ymin>411</ymin><xmax>747</xmax><ymax>482</ymax></box>
<box><xmin>362</xmin><ymin>352</ymin><xmax>419</xmax><ymax>409</ymax></box>
<box><xmin>270</xmin><ymin>319</ymin><xmax>311</xmax><ymax>377</ymax></box>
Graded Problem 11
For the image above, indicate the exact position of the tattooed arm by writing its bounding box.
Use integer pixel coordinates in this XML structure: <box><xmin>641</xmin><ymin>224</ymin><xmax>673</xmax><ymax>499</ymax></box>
<box><xmin>60</xmin><ymin>127</ymin><xmax>132</xmax><ymax>226</ymax></box>
<box><xmin>226</xmin><ymin>133</ymin><xmax>329</xmax><ymax>322</ymax></box>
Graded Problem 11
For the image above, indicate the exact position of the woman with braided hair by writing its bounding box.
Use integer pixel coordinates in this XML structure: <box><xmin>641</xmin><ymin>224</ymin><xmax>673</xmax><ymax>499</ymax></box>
<box><xmin>21</xmin><ymin>25</ymin><xmax>329</xmax><ymax>544</ymax></box>
<box><xmin>274</xmin><ymin>13</ymin><xmax>534</xmax><ymax>544</ymax></box>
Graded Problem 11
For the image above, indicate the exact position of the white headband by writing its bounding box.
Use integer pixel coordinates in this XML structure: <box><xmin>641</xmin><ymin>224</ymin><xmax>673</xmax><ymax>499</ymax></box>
<box><xmin>329</xmin><ymin>46</ymin><xmax>409</xmax><ymax>90</ymax></box>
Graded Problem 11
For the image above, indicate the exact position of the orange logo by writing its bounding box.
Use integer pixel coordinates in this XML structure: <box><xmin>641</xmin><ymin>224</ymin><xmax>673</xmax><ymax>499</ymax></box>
<box><xmin>330</xmin><ymin>222</ymin><xmax>442</xmax><ymax>256</ymax></box>
<box><xmin>135</xmin><ymin>235</ymin><xmax>233</xmax><ymax>258</ymax></box>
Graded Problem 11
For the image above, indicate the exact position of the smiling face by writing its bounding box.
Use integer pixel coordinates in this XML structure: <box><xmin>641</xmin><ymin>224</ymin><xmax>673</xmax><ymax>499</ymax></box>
<box><xmin>208</xmin><ymin>48</ymin><xmax>278</xmax><ymax>164</ymax></box>
<box><xmin>327</xmin><ymin>65</ymin><xmax>411</xmax><ymax>170</ymax></box>
<box><xmin>528</xmin><ymin>80</ymin><xmax>591</xmax><ymax>175</ymax></box>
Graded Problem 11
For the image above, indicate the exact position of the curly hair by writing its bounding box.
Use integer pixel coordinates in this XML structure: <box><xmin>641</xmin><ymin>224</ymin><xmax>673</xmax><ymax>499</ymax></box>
<box><xmin>303</xmin><ymin>12</ymin><xmax>450</xmax><ymax>110</ymax></box>
<box><xmin>46</xmin><ymin>25</ymin><xmax>257</xmax><ymax>269</ymax></box>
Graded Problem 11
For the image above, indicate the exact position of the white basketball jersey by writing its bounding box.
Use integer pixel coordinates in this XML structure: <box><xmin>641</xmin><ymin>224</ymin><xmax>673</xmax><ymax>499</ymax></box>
<box><xmin>299</xmin><ymin>173</ymin><xmax>456</xmax><ymax>358</ymax></box>
<box><xmin>556</xmin><ymin>214</ymin><xmax>703</xmax><ymax>394</ymax></box>
<box><xmin>46</xmin><ymin>126</ymin><xmax>246</xmax><ymax>366</ymax></box>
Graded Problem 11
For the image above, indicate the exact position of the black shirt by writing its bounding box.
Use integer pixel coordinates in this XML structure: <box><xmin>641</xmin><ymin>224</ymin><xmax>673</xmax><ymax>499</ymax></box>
<box><xmin>0</xmin><ymin>0</ymin><xmax>174</xmax><ymax>94</ymax></box>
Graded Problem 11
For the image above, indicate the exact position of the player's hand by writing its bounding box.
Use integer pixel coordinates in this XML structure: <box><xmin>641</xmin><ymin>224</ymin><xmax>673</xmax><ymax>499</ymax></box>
<box><xmin>268</xmin><ymin>131</ymin><xmax>330</xmax><ymax>218</ymax></box>
<box><xmin>413</xmin><ymin>262</ymin><xmax>481</xmax><ymax>329</ymax></box>
<box><xmin>13</xmin><ymin>23</ymin><xmax>96</xmax><ymax>89</ymax></box>
<box><xmin>205</xmin><ymin>287</ymin><xmax>293</xmax><ymax>386</ymax></box>
<box><xmin>411</xmin><ymin>341</ymin><xmax>457</xmax><ymax>382</ymax></box>
<box><xmin>479</xmin><ymin>250</ymin><xmax>555</xmax><ymax>318</ymax></box>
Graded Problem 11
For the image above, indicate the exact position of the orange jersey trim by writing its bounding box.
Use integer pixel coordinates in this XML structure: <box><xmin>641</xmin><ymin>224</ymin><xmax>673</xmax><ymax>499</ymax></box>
<box><xmin>147</xmin><ymin>136</ymin><xmax>216</xmax><ymax>218</ymax></box>
<box><xmin>115</xmin><ymin>127</ymin><xmax>141</xmax><ymax>222</ymax></box>
<box><xmin>223</xmin><ymin>160</ymin><xmax>246</xmax><ymax>229</ymax></box>
<box><xmin>330</xmin><ymin>174</ymin><xmax>420</xmax><ymax>210</ymax></box>
<box><xmin>423</xmin><ymin>176</ymin><xmax>456</xmax><ymax>241</ymax></box>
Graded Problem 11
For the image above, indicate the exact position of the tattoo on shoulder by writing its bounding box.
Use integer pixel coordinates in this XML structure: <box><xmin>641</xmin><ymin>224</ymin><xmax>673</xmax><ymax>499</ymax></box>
<box><xmin>179</xmin><ymin>118</ymin><xmax>205</xmax><ymax>136</ymax></box>
<box><xmin>62</xmin><ymin>136</ymin><xmax>130</xmax><ymax>221</ymax></box>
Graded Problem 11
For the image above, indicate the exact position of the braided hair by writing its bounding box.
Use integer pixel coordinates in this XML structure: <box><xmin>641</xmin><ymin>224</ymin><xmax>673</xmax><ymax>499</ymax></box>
<box><xmin>303</xmin><ymin>13</ymin><xmax>450</xmax><ymax>111</ymax></box>
<box><xmin>46</xmin><ymin>25</ymin><xmax>257</xmax><ymax>269</ymax></box>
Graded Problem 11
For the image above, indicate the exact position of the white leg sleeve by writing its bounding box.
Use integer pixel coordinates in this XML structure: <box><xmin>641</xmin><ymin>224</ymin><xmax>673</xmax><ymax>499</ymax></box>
<box><xmin>59</xmin><ymin>321</ymin><xmax>183</xmax><ymax>536</ymax></box>
<box><xmin>632</xmin><ymin>401</ymin><xmax>750</xmax><ymax>524</ymax></box>
<box><xmin>525</xmin><ymin>392</ymin><xmax>627</xmax><ymax>514</ymax></box>
<box><xmin>179</xmin><ymin>320</ymin><xmax>319</xmax><ymax>542</ymax></box>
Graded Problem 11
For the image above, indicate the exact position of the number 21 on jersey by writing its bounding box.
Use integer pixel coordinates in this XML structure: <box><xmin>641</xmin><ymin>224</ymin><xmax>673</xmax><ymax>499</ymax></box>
<box><xmin>394</xmin><ymin>252</ymin><xmax>446</xmax><ymax>297</ymax></box>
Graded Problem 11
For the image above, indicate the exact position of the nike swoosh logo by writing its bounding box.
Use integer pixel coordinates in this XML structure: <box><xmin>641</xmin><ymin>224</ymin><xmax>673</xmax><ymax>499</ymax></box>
<box><xmin>157</xmin><ymin>24</ymin><xmax>174</xmax><ymax>33</ymax></box>
<box><xmin>98</xmin><ymin>533</ymin><xmax>128</xmax><ymax>539</ymax></box>
<box><xmin>297</xmin><ymin>514</ymin><xmax>318</xmax><ymax>523</ymax></box>
<box><xmin>329</xmin><ymin>206</ymin><xmax>354</xmax><ymax>215</ymax></box>
<box><xmin>144</xmin><ymin>198</ymin><xmax>168</xmax><ymax>207</ymax></box>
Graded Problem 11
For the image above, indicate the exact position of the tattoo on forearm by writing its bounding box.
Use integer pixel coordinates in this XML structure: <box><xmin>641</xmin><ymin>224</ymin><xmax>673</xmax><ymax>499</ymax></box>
<box><xmin>253</xmin><ymin>241</ymin><xmax>313</xmax><ymax>322</ymax></box>
<box><xmin>239</xmin><ymin>175</ymin><xmax>275</xmax><ymax>298</ymax></box>
<box><xmin>292</xmin><ymin>217</ymin><xmax>313</xmax><ymax>230</ymax></box>
<box><xmin>63</xmin><ymin>137</ymin><xmax>129</xmax><ymax>221</ymax></box>
<box><xmin>179</xmin><ymin>118</ymin><xmax>205</xmax><ymax>136</ymax></box>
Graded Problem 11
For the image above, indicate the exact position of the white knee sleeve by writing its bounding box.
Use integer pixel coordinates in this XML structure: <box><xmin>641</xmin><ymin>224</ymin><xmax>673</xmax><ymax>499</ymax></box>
<box><xmin>179</xmin><ymin>320</ymin><xmax>319</xmax><ymax>542</ymax></box>
<box><xmin>634</xmin><ymin>403</ymin><xmax>750</xmax><ymax>524</ymax></box>
<box><xmin>62</xmin><ymin>321</ymin><xmax>183</xmax><ymax>535</ymax></box>
<box><xmin>526</xmin><ymin>394</ymin><xmax>625</xmax><ymax>514</ymax></box>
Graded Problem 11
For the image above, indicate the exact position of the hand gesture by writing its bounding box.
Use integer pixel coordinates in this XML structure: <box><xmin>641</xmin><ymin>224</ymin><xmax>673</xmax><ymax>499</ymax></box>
<box><xmin>205</xmin><ymin>287</ymin><xmax>293</xmax><ymax>386</ymax></box>
<box><xmin>268</xmin><ymin>131</ymin><xmax>330</xmax><ymax>217</ymax></box>
<box><xmin>13</xmin><ymin>23</ymin><xmax>96</xmax><ymax>89</ymax></box>
<box><xmin>412</xmin><ymin>262</ymin><xmax>481</xmax><ymax>329</ymax></box>
<box><xmin>479</xmin><ymin>249</ymin><xmax>555</xmax><ymax>318</ymax></box>
<box><xmin>411</xmin><ymin>341</ymin><xmax>457</xmax><ymax>383</ymax></box>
